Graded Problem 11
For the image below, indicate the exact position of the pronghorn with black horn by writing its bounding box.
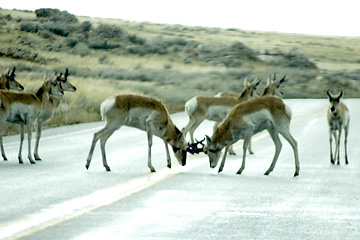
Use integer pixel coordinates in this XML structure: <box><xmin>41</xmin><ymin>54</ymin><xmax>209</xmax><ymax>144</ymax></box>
<box><xmin>204</xmin><ymin>96</ymin><xmax>300</xmax><ymax>177</ymax></box>
<box><xmin>182</xmin><ymin>78</ymin><xmax>261</xmax><ymax>155</ymax></box>
<box><xmin>0</xmin><ymin>67</ymin><xmax>24</xmax><ymax>91</ymax></box>
<box><xmin>0</xmin><ymin>75</ymin><xmax>64</xmax><ymax>163</ymax></box>
<box><xmin>33</xmin><ymin>68</ymin><xmax>77</xmax><ymax>161</ymax></box>
<box><xmin>85</xmin><ymin>94</ymin><xmax>187</xmax><ymax>172</ymax></box>
<box><xmin>327</xmin><ymin>90</ymin><xmax>350</xmax><ymax>165</ymax></box>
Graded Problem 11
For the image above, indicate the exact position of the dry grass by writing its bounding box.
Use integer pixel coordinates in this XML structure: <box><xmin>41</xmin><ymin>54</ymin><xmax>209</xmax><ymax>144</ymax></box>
<box><xmin>0</xmin><ymin>8</ymin><xmax>359</xmax><ymax>135</ymax></box>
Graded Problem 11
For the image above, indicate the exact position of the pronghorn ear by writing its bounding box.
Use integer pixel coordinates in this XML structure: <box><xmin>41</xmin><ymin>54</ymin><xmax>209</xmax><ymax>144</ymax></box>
<box><xmin>205</xmin><ymin>135</ymin><xmax>212</xmax><ymax>145</ymax></box>
<box><xmin>266</xmin><ymin>76</ymin><xmax>271</xmax><ymax>85</ymax></box>
<box><xmin>243</xmin><ymin>78</ymin><xmax>249</xmax><ymax>88</ymax></box>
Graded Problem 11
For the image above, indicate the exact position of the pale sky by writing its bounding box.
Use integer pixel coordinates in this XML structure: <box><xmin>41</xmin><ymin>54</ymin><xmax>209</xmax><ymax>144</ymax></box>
<box><xmin>2</xmin><ymin>0</ymin><xmax>359</xmax><ymax>37</ymax></box>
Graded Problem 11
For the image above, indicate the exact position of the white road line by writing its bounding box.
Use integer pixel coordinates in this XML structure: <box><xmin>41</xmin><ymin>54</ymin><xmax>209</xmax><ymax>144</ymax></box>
<box><xmin>0</xmin><ymin>156</ymin><xmax>207</xmax><ymax>240</ymax></box>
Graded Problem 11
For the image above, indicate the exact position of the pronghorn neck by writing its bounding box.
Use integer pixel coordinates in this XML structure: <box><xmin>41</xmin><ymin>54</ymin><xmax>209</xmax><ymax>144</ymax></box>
<box><xmin>0</xmin><ymin>75</ymin><xmax>7</xmax><ymax>89</ymax></box>
<box><xmin>238</xmin><ymin>87</ymin><xmax>251</xmax><ymax>100</ymax></box>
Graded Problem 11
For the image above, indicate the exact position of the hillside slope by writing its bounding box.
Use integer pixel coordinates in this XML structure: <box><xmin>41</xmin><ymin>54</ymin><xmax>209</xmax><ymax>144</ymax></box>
<box><xmin>0</xmin><ymin>8</ymin><xmax>359</xmax><ymax>131</ymax></box>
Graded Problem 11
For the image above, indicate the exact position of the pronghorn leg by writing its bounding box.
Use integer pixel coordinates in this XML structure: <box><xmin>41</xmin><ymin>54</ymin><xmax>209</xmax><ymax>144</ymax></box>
<box><xmin>264</xmin><ymin>128</ymin><xmax>282</xmax><ymax>176</ymax></box>
<box><xmin>218</xmin><ymin>146</ymin><xmax>230</xmax><ymax>173</ymax></box>
<box><xmin>188</xmin><ymin>119</ymin><xmax>204</xmax><ymax>144</ymax></box>
<box><xmin>26</xmin><ymin>123</ymin><xmax>36</xmax><ymax>164</ymax></box>
<box><xmin>329</xmin><ymin>129</ymin><xmax>334</xmax><ymax>164</ymax></box>
<box><xmin>163</xmin><ymin>140</ymin><xmax>171</xmax><ymax>169</ymax></box>
<box><xmin>344</xmin><ymin>125</ymin><xmax>349</xmax><ymax>164</ymax></box>
<box><xmin>86</xmin><ymin>123</ymin><xmax>118</xmax><ymax>171</ymax></box>
<box><xmin>279</xmin><ymin>127</ymin><xmax>300</xmax><ymax>177</ymax></box>
<box><xmin>0</xmin><ymin>124</ymin><xmax>9</xmax><ymax>161</ymax></box>
<box><xmin>18</xmin><ymin>124</ymin><xmax>25</xmax><ymax>164</ymax></box>
<box><xmin>34</xmin><ymin>121</ymin><xmax>43</xmax><ymax>161</ymax></box>
<box><xmin>248</xmin><ymin>139</ymin><xmax>254</xmax><ymax>155</ymax></box>
<box><xmin>236</xmin><ymin>136</ymin><xmax>251</xmax><ymax>175</ymax></box>
<box><xmin>146</xmin><ymin>125</ymin><xmax>156</xmax><ymax>173</ymax></box>
<box><xmin>336</xmin><ymin>128</ymin><xmax>342</xmax><ymax>165</ymax></box>
<box><xmin>182</xmin><ymin>116</ymin><xmax>197</xmax><ymax>143</ymax></box>
<box><xmin>0</xmin><ymin>136</ymin><xmax>7</xmax><ymax>161</ymax></box>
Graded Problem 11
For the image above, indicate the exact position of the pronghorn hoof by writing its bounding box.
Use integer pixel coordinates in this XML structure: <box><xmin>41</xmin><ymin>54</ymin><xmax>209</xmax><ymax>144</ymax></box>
<box><xmin>105</xmin><ymin>167</ymin><xmax>111</xmax><ymax>172</ymax></box>
<box><xmin>150</xmin><ymin>169</ymin><xmax>156</xmax><ymax>173</ymax></box>
<box><xmin>236</xmin><ymin>170</ymin><xmax>243</xmax><ymax>175</ymax></box>
<box><xmin>294</xmin><ymin>172</ymin><xmax>299</xmax><ymax>177</ymax></box>
<box><xmin>85</xmin><ymin>165</ymin><xmax>89</xmax><ymax>170</ymax></box>
<box><xmin>264</xmin><ymin>172</ymin><xmax>270</xmax><ymax>176</ymax></box>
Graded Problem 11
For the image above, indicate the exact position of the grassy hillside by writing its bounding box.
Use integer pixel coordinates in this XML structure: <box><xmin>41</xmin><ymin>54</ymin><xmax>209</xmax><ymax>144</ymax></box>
<box><xmin>0</xmin><ymin>8</ymin><xmax>359</xmax><ymax>133</ymax></box>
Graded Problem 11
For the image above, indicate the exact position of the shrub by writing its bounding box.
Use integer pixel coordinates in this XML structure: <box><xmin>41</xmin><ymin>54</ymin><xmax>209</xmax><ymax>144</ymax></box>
<box><xmin>35</xmin><ymin>8</ymin><xmax>78</xmax><ymax>23</ymax></box>
<box><xmin>92</xmin><ymin>24</ymin><xmax>124</xmax><ymax>39</ymax></box>
<box><xmin>72</xmin><ymin>43</ymin><xmax>91</xmax><ymax>56</ymax></box>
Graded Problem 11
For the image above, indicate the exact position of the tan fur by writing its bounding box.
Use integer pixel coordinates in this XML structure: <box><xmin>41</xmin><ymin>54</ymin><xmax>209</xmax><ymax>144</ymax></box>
<box><xmin>0</xmin><ymin>79</ymin><xmax>64</xmax><ymax>164</ymax></box>
<box><xmin>86</xmin><ymin>94</ymin><xmax>187</xmax><ymax>172</ymax></box>
<box><xmin>205</xmin><ymin>96</ymin><xmax>300</xmax><ymax>177</ymax></box>
<box><xmin>182</xmin><ymin>78</ymin><xmax>261</xmax><ymax>146</ymax></box>
<box><xmin>33</xmin><ymin>69</ymin><xmax>77</xmax><ymax>160</ymax></box>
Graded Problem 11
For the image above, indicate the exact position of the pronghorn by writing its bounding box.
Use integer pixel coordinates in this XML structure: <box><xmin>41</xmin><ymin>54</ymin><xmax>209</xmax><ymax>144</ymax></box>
<box><xmin>0</xmin><ymin>76</ymin><xmax>64</xmax><ymax>163</ymax></box>
<box><xmin>85</xmin><ymin>94</ymin><xmax>187</xmax><ymax>172</ymax></box>
<box><xmin>0</xmin><ymin>67</ymin><xmax>24</xmax><ymax>91</ymax></box>
<box><xmin>327</xmin><ymin>90</ymin><xmax>350</xmax><ymax>165</ymax></box>
<box><xmin>214</xmin><ymin>74</ymin><xmax>286</xmax><ymax>156</ymax></box>
<box><xmin>33</xmin><ymin>68</ymin><xmax>77</xmax><ymax>160</ymax></box>
<box><xmin>182</xmin><ymin>78</ymin><xmax>261</xmax><ymax>155</ymax></box>
<box><xmin>204</xmin><ymin>96</ymin><xmax>300</xmax><ymax>177</ymax></box>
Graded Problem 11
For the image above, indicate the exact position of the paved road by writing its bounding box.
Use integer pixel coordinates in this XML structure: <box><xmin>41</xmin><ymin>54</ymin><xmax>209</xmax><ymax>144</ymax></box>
<box><xmin>0</xmin><ymin>99</ymin><xmax>359</xmax><ymax>240</ymax></box>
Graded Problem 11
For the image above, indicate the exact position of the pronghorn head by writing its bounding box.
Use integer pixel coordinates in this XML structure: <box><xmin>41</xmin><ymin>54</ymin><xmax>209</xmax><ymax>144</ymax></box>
<box><xmin>244</xmin><ymin>78</ymin><xmax>261</xmax><ymax>98</ymax></box>
<box><xmin>327</xmin><ymin>89</ymin><xmax>343</xmax><ymax>116</ymax></box>
<box><xmin>45</xmin><ymin>73</ymin><xmax>64</xmax><ymax>97</ymax></box>
<box><xmin>58</xmin><ymin>68</ymin><xmax>77</xmax><ymax>92</ymax></box>
<box><xmin>171</xmin><ymin>129</ymin><xmax>187</xmax><ymax>166</ymax></box>
<box><xmin>204</xmin><ymin>135</ymin><xmax>222</xmax><ymax>168</ymax></box>
<box><xmin>263</xmin><ymin>74</ymin><xmax>286</xmax><ymax>97</ymax></box>
<box><xmin>4</xmin><ymin>67</ymin><xmax>24</xmax><ymax>91</ymax></box>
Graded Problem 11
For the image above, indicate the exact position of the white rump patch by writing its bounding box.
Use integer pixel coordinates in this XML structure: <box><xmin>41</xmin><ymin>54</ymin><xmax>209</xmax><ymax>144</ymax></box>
<box><xmin>185</xmin><ymin>97</ymin><xmax>198</xmax><ymax>115</ymax></box>
<box><xmin>285</xmin><ymin>105</ymin><xmax>292</xmax><ymax>119</ymax></box>
<box><xmin>100</xmin><ymin>97</ymin><xmax>116</xmax><ymax>120</ymax></box>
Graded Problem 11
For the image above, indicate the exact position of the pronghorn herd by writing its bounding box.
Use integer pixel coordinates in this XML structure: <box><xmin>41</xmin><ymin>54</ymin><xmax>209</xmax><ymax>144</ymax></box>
<box><xmin>1</xmin><ymin>68</ymin><xmax>351</xmax><ymax>177</ymax></box>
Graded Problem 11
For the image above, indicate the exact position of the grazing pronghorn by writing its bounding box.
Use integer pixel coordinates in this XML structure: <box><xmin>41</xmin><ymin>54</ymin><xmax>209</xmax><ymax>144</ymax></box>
<box><xmin>204</xmin><ymin>96</ymin><xmax>300</xmax><ymax>177</ymax></box>
<box><xmin>182</xmin><ymin>78</ymin><xmax>261</xmax><ymax>155</ymax></box>
<box><xmin>0</xmin><ymin>76</ymin><xmax>64</xmax><ymax>163</ymax></box>
<box><xmin>0</xmin><ymin>67</ymin><xmax>24</xmax><ymax>91</ymax></box>
<box><xmin>327</xmin><ymin>90</ymin><xmax>350</xmax><ymax>165</ymax></box>
<box><xmin>33</xmin><ymin>68</ymin><xmax>77</xmax><ymax>160</ymax></box>
<box><xmin>85</xmin><ymin>94</ymin><xmax>187</xmax><ymax>172</ymax></box>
